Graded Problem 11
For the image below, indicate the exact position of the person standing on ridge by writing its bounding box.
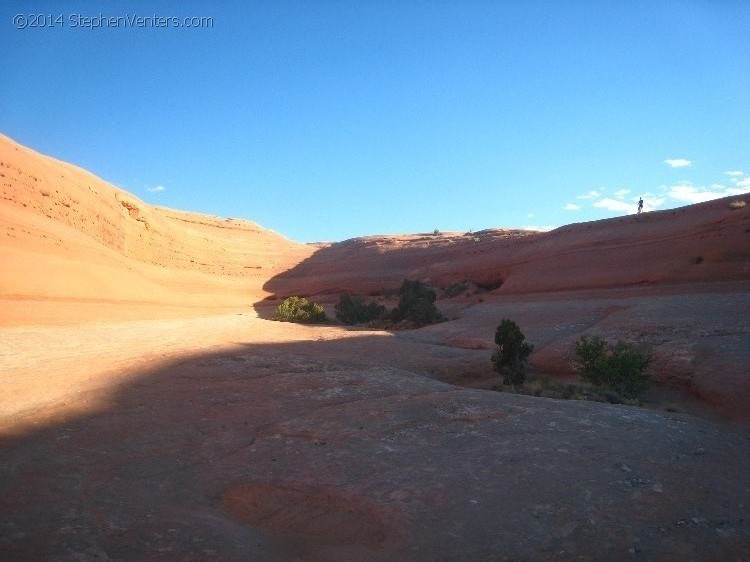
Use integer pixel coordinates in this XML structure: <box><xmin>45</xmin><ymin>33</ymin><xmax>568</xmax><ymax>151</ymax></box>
<box><xmin>637</xmin><ymin>197</ymin><xmax>644</xmax><ymax>214</ymax></box>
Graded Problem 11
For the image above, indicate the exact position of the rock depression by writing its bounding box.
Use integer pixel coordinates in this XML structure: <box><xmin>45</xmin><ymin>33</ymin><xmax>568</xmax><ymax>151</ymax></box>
<box><xmin>1</xmin><ymin>134</ymin><xmax>748</xmax><ymax>560</ymax></box>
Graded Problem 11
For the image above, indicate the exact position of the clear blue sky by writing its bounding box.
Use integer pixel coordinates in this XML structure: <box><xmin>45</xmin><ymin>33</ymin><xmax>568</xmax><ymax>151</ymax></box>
<box><xmin>2</xmin><ymin>1</ymin><xmax>748</xmax><ymax>242</ymax></box>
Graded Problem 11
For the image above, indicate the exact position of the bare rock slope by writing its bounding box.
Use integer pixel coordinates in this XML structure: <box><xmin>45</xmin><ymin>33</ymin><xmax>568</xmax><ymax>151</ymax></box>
<box><xmin>1</xmin><ymin>134</ymin><xmax>749</xmax><ymax>560</ymax></box>
<box><xmin>265</xmin><ymin>199</ymin><xmax>749</xmax><ymax>298</ymax></box>
<box><xmin>0</xmin><ymin>133</ymin><xmax>314</xmax><ymax>324</ymax></box>
<box><xmin>260</xmin><ymin>187</ymin><xmax>749</xmax><ymax>426</ymax></box>
<box><xmin>1</xmin><ymin>316</ymin><xmax>749</xmax><ymax>560</ymax></box>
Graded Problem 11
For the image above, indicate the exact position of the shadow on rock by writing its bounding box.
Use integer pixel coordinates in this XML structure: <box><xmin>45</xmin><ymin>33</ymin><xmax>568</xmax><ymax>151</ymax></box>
<box><xmin>2</xmin><ymin>336</ymin><xmax>749</xmax><ymax>560</ymax></box>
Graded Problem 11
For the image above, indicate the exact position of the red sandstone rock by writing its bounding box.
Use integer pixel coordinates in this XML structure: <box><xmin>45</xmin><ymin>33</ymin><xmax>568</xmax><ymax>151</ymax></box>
<box><xmin>1</xmin><ymin>133</ymin><xmax>749</xmax><ymax>560</ymax></box>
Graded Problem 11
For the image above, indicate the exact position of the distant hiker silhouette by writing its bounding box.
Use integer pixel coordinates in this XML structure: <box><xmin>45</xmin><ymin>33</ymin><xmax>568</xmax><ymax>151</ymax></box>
<box><xmin>637</xmin><ymin>197</ymin><xmax>644</xmax><ymax>214</ymax></box>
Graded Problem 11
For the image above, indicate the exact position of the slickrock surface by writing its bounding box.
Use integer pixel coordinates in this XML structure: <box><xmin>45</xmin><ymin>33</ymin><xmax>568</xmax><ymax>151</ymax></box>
<box><xmin>264</xmin><ymin>198</ymin><xmax>749</xmax><ymax>298</ymax></box>
<box><xmin>0</xmin><ymin>134</ymin><xmax>315</xmax><ymax>325</ymax></box>
<box><xmin>1</xmin><ymin>134</ymin><xmax>749</xmax><ymax>559</ymax></box>
<box><xmin>1</xmin><ymin>313</ymin><xmax>749</xmax><ymax>560</ymax></box>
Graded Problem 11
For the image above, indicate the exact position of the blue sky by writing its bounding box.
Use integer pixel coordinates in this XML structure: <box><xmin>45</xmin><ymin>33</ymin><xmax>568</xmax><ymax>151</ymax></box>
<box><xmin>2</xmin><ymin>1</ymin><xmax>748</xmax><ymax>242</ymax></box>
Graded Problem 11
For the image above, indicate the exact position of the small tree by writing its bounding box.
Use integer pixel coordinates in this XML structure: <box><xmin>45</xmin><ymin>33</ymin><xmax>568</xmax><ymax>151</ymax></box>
<box><xmin>390</xmin><ymin>280</ymin><xmax>443</xmax><ymax>327</ymax></box>
<box><xmin>574</xmin><ymin>336</ymin><xmax>651</xmax><ymax>399</ymax></box>
<box><xmin>335</xmin><ymin>293</ymin><xmax>386</xmax><ymax>325</ymax></box>
<box><xmin>272</xmin><ymin>296</ymin><xmax>327</xmax><ymax>324</ymax></box>
<box><xmin>573</xmin><ymin>336</ymin><xmax>608</xmax><ymax>386</ymax></box>
<box><xmin>491</xmin><ymin>319</ymin><xmax>534</xmax><ymax>386</ymax></box>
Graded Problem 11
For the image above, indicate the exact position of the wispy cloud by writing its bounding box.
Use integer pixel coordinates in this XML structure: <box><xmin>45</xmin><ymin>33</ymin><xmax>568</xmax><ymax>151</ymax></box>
<box><xmin>577</xmin><ymin>189</ymin><xmax>601</xmax><ymax>200</ymax></box>
<box><xmin>591</xmin><ymin>192</ymin><xmax>665</xmax><ymax>213</ymax></box>
<box><xmin>593</xmin><ymin>198</ymin><xmax>635</xmax><ymax>213</ymax></box>
<box><xmin>573</xmin><ymin>166</ymin><xmax>747</xmax><ymax>219</ymax></box>
<box><xmin>664</xmin><ymin>158</ymin><xmax>691</xmax><ymax>168</ymax></box>
<box><xmin>641</xmin><ymin>195</ymin><xmax>666</xmax><ymax>208</ymax></box>
<box><xmin>147</xmin><ymin>185</ymin><xmax>166</xmax><ymax>193</ymax></box>
<box><xmin>523</xmin><ymin>225</ymin><xmax>555</xmax><ymax>232</ymax></box>
<box><xmin>667</xmin><ymin>183</ymin><xmax>749</xmax><ymax>204</ymax></box>
<box><xmin>613</xmin><ymin>188</ymin><xmax>630</xmax><ymax>200</ymax></box>
<box><xmin>724</xmin><ymin>171</ymin><xmax>750</xmax><ymax>189</ymax></box>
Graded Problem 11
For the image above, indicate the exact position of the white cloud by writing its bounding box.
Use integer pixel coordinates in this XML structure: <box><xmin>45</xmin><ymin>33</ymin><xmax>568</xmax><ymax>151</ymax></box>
<box><xmin>667</xmin><ymin>182</ymin><xmax>750</xmax><ymax>204</ymax></box>
<box><xmin>527</xmin><ymin>213</ymin><xmax>535</xmax><ymax>218</ymax></box>
<box><xmin>147</xmin><ymin>185</ymin><xmax>166</xmax><ymax>193</ymax></box>
<box><xmin>577</xmin><ymin>165</ymin><xmax>748</xmax><ymax>217</ymax></box>
<box><xmin>523</xmin><ymin>225</ymin><xmax>555</xmax><ymax>232</ymax></box>
<box><xmin>577</xmin><ymin>189</ymin><xmax>602</xmax><ymax>200</ymax></box>
<box><xmin>632</xmin><ymin>192</ymin><xmax>665</xmax><ymax>208</ymax></box>
<box><xmin>664</xmin><ymin>158</ymin><xmax>691</xmax><ymax>168</ymax></box>
<box><xmin>643</xmin><ymin>196</ymin><xmax>666</xmax><ymax>208</ymax></box>
<box><xmin>668</xmin><ymin>185</ymin><xmax>712</xmax><ymax>203</ymax></box>
<box><xmin>613</xmin><ymin>188</ymin><xmax>630</xmax><ymax>199</ymax></box>
<box><xmin>593</xmin><ymin>198</ymin><xmax>635</xmax><ymax>213</ymax></box>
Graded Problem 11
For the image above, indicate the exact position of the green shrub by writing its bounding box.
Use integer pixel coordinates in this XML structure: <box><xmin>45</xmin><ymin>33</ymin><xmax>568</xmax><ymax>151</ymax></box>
<box><xmin>335</xmin><ymin>294</ymin><xmax>386</xmax><ymax>325</ymax></box>
<box><xmin>443</xmin><ymin>281</ymin><xmax>468</xmax><ymax>298</ymax></box>
<box><xmin>573</xmin><ymin>335</ymin><xmax>608</xmax><ymax>386</ymax></box>
<box><xmin>491</xmin><ymin>319</ymin><xmax>534</xmax><ymax>386</ymax></box>
<box><xmin>272</xmin><ymin>296</ymin><xmax>327</xmax><ymax>324</ymax></box>
<box><xmin>574</xmin><ymin>336</ymin><xmax>651</xmax><ymax>399</ymax></box>
<box><xmin>390</xmin><ymin>280</ymin><xmax>443</xmax><ymax>327</ymax></box>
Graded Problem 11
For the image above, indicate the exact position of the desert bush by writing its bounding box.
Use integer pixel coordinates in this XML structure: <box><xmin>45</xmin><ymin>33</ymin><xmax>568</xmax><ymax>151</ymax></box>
<box><xmin>443</xmin><ymin>281</ymin><xmax>468</xmax><ymax>298</ymax></box>
<box><xmin>475</xmin><ymin>278</ymin><xmax>504</xmax><ymax>291</ymax></box>
<box><xmin>729</xmin><ymin>200</ymin><xmax>746</xmax><ymax>210</ymax></box>
<box><xmin>272</xmin><ymin>296</ymin><xmax>327</xmax><ymax>324</ymax></box>
<box><xmin>574</xmin><ymin>336</ymin><xmax>651</xmax><ymax>399</ymax></box>
<box><xmin>335</xmin><ymin>293</ymin><xmax>386</xmax><ymax>325</ymax></box>
<box><xmin>491</xmin><ymin>319</ymin><xmax>534</xmax><ymax>386</ymax></box>
<box><xmin>491</xmin><ymin>375</ymin><xmax>640</xmax><ymax>404</ymax></box>
<box><xmin>390</xmin><ymin>279</ymin><xmax>443</xmax><ymax>327</ymax></box>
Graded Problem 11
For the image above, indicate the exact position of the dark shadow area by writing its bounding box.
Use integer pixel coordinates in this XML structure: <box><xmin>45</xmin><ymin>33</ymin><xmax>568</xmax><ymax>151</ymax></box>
<box><xmin>2</xmin><ymin>333</ymin><xmax>750</xmax><ymax>561</ymax></box>
<box><xmin>260</xmin><ymin>195</ymin><xmax>750</xmax><ymax>318</ymax></box>
<box><xmin>258</xmin><ymin>232</ymin><xmax>515</xmax><ymax>310</ymax></box>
